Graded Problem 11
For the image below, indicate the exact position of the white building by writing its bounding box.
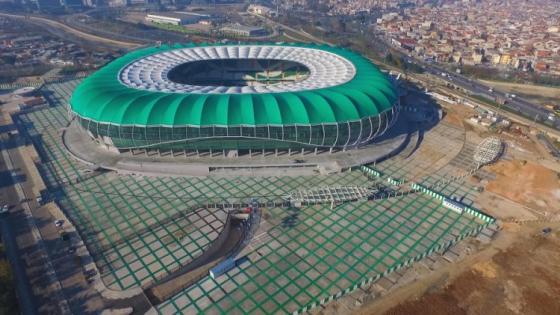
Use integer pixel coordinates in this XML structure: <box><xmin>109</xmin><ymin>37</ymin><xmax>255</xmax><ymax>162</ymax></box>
<box><xmin>145</xmin><ymin>12</ymin><xmax>208</xmax><ymax>26</ymax></box>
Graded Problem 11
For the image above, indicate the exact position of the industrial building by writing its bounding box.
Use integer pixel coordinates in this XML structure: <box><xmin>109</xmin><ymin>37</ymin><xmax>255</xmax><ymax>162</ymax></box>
<box><xmin>145</xmin><ymin>12</ymin><xmax>209</xmax><ymax>26</ymax></box>
<box><xmin>219</xmin><ymin>24</ymin><xmax>267</xmax><ymax>37</ymax></box>
<box><xmin>69</xmin><ymin>43</ymin><xmax>398</xmax><ymax>156</ymax></box>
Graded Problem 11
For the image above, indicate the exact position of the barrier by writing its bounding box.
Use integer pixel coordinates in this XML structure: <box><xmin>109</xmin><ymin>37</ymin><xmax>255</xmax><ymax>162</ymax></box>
<box><xmin>359</xmin><ymin>165</ymin><xmax>383</xmax><ymax>179</ymax></box>
<box><xmin>410</xmin><ymin>183</ymin><xmax>494</xmax><ymax>223</ymax></box>
<box><xmin>359</xmin><ymin>165</ymin><xmax>407</xmax><ymax>187</ymax></box>
<box><xmin>293</xmin><ymin>180</ymin><xmax>496</xmax><ymax>315</ymax></box>
<box><xmin>292</xmin><ymin>218</ymin><xmax>494</xmax><ymax>315</ymax></box>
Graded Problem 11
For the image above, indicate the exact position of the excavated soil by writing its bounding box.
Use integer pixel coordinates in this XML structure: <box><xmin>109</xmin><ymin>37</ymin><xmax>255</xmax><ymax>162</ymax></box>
<box><xmin>485</xmin><ymin>160</ymin><xmax>560</xmax><ymax>213</ymax></box>
<box><xmin>442</xmin><ymin>110</ymin><xmax>465</xmax><ymax>128</ymax></box>
<box><xmin>383</xmin><ymin>226</ymin><xmax>560</xmax><ymax>315</ymax></box>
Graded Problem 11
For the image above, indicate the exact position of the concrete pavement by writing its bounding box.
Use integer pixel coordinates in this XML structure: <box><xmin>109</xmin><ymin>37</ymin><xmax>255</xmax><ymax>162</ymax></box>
<box><xmin>0</xmin><ymin>136</ymin><xmax>72</xmax><ymax>314</ymax></box>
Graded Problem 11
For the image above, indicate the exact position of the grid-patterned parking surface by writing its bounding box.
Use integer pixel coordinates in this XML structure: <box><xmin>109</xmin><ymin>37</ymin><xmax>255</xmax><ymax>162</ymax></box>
<box><xmin>17</xmin><ymin>80</ymin><xmax>491</xmax><ymax>312</ymax></box>
<box><xmin>15</xmin><ymin>80</ymin><xmax>372</xmax><ymax>290</ymax></box>
<box><xmin>158</xmin><ymin>192</ymin><xmax>486</xmax><ymax>314</ymax></box>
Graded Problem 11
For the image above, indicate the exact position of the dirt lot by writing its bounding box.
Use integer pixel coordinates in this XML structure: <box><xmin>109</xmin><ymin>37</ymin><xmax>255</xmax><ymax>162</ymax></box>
<box><xmin>481</xmin><ymin>80</ymin><xmax>560</xmax><ymax>103</ymax></box>
<box><xmin>485</xmin><ymin>160</ymin><xmax>560</xmax><ymax>213</ymax></box>
<box><xmin>376</xmin><ymin>223</ymin><xmax>560</xmax><ymax>315</ymax></box>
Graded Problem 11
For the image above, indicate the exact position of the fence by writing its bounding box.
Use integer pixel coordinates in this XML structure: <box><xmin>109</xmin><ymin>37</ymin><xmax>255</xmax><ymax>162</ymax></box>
<box><xmin>293</xmin><ymin>166</ymin><xmax>496</xmax><ymax>315</ymax></box>
<box><xmin>410</xmin><ymin>183</ymin><xmax>494</xmax><ymax>223</ymax></box>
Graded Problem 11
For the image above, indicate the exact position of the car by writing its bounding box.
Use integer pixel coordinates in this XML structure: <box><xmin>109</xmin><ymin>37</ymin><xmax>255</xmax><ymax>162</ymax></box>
<box><xmin>84</xmin><ymin>269</ymin><xmax>97</xmax><ymax>278</ymax></box>
<box><xmin>61</xmin><ymin>232</ymin><xmax>70</xmax><ymax>241</ymax></box>
<box><xmin>54</xmin><ymin>219</ymin><xmax>64</xmax><ymax>228</ymax></box>
<box><xmin>0</xmin><ymin>204</ymin><xmax>8</xmax><ymax>214</ymax></box>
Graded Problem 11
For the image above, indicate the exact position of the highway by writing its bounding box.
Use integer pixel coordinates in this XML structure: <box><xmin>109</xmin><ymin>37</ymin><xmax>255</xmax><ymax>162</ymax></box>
<box><xmin>4</xmin><ymin>10</ymin><xmax>558</xmax><ymax>132</ymax></box>
<box><xmin>383</xmin><ymin>44</ymin><xmax>560</xmax><ymax>130</ymax></box>
<box><xmin>422</xmin><ymin>64</ymin><xmax>559</xmax><ymax>126</ymax></box>
<box><xmin>257</xmin><ymin>16</ymin><xmax>559</xmax><ymax>131</ymax></box>
<box><xmin>0</xmin><ymin>12</ymin><xmax>139</xmax><ymax>49</ymax></box>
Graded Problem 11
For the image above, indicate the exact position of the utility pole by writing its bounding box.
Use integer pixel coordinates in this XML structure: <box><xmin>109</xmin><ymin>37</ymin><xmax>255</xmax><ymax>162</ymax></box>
<box><xmin>532</xmin><ymin>113</ymin><xmax>539</xmax><ymax>129</ymax></box>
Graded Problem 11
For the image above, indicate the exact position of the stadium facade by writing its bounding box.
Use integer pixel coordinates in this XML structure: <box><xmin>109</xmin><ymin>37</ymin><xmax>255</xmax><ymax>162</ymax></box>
<box><xmin>69</xmin><ymin>43</ymin><xmax>399</xmax><ymax>155</ymax></box>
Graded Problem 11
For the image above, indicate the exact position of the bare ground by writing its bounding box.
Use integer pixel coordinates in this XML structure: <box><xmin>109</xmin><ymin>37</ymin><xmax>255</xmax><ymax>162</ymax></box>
<box><xmin>481</xmin><ymin>80</ymin><xmax>560</xmax><ymax>102</ymax></box>
<box><xmin>356</xmin><ymin>104</ymin><xmax>560</xmax><ymax>315</ymax></box>
<box><xmin>377</xmin><ymin>223</ymin><xmax>560</xmax><ymax>315</ymax></box>
<box><xmin>485</xmin><ymin>160</ymin><xmax>560</xmax><ymax>213</ymax></box>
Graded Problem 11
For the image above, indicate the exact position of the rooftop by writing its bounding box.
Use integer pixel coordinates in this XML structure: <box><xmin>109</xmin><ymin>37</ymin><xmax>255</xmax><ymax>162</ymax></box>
<box><xmin>70</xmin><ymin>43</ymin><xmax>397</xmax><ymax>127</ymax></box>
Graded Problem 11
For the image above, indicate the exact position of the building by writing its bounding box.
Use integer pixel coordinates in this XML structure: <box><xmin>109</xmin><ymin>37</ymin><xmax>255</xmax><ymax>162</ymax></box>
<box><xmin>69</xmin><ymin>43</ymin><xmax>398</xmax><ymax>155</ymax></box>
<box><xmin>219</xmin><ymin>24</ymin><xmax>267</xmax><ymax>37</ymax></box>
<box><xmin>247</xmin><ymin>4</ymin><xmax>276</xmax><ymax>17</ymax></box>
<box><xmin>107</xmin><ymin>0</ymin><xmax>127</xmax><ymax>6</ymax></box>
<box><xmin>60</xmin><ymin>0</ymin><xmax>82</xmax><ymax>8</ymax></box>
<box><xmin>145</xmin><ymin>12</ymin><xmax>208</xmax><ymax>26</ymax></box>
<box><xmin>443</xmin><ymin>198</ymin><xmax>466</xmax><ymax>214</ymax></box>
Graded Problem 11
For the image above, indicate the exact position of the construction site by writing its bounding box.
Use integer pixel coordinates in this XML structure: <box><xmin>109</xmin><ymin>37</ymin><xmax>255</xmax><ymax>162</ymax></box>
<box><xmin>1</xmin><ymin>77</ymin><xmax>559</xmax><ymax>315</ymax></box>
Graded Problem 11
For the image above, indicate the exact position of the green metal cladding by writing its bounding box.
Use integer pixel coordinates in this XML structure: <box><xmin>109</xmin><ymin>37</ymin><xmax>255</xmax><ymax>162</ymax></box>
<box><xmin>69</xmin><ymin>43</ymin><xmax>397</xmax><ymax>128</ymax></box>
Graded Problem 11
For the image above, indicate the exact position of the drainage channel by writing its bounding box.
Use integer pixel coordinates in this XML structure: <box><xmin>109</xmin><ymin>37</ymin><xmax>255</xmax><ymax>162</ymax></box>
<box><xmin>144</xmin><ymin>205</ymin><xmax>260</xmax><ymax>305</ymax></box>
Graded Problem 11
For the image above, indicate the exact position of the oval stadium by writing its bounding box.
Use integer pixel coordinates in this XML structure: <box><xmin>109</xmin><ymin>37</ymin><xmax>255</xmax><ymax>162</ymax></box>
<box><xmin>69</xmin><ymin>43</ymin><xmax>399</xmax><ymax>156</ymax></box>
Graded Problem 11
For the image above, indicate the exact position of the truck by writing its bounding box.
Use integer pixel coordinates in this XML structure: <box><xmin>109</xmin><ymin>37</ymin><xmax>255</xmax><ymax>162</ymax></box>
<box><xmin>545</xmin><ymin>104</ymin><xmax>560</xmax><ymax>115</ymax></box>
<box><xmin>209</xmin><ymin>258</ymin><xmax>235</xmax><ymax>279</ymax></box>
<box><xmin>209</xmin><ymin>256</ymin><xmax>250</xmax><ymax>279</ymax></box>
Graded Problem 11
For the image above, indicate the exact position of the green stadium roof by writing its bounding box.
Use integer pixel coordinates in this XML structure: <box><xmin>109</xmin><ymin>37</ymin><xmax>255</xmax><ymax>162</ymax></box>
<box><xmin>70</xmin><ymin>43</ymin><xmax>397</xmax><ymax>127</ymax></box>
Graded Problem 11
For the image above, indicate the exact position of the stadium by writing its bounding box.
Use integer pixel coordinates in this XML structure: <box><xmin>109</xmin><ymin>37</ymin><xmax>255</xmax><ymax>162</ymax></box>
<box><xmin>69</xmin><ymin>43</ymin><xmax>399</xmax><ymax>156</ymax></box>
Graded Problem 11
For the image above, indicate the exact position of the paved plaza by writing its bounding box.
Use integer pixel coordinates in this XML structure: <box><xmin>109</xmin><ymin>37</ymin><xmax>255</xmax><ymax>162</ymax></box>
<box><xmin>11</xmin><ymin>80</ymin><xmax>494</xmax><ymax>314</ymax></box>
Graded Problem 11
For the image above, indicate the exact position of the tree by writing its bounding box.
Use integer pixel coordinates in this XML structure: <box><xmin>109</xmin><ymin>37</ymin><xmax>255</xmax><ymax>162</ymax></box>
<box><xmin>0</xmin><ymin>259</ymin><xmax>19</xmax><ymax>315</ymax></box>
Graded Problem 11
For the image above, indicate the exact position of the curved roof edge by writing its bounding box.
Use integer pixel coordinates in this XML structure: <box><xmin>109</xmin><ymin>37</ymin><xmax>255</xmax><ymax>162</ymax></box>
<box><xmin>70</xmin><ymin>42</ymin><xmax>397</xmax><ymax>127</ymax></box>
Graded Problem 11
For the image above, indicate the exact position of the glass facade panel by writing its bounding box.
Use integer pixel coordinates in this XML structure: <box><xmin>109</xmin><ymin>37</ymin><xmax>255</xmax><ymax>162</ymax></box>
<box><xmin>336</xmin><ymin>122</ymin><xmax>349</xmax><ymax>146</ymax></box>
<box><xmin>132</xmin><ymin>126</ymin><xmax>146</xmax><ymax>141</ymax></box>
<box><xmin>228</xmin><ymin>126</ymin><xmax>241</xmax><ymax>137</ymax></box>
<box><xmin>310</xmin><ymin>125</ymin><xmax>323</xmax><ymax>145</ymax></box>
<box><xmin>120</xmin><ymin>126</ymin><xmax>134</xmax><ymax>140</ymax></box>
<box><xmin>269</xmin><ymin>126</ymin><xmax>282</xmax><ymax>140</ymax></box>
<box><xmin>146</xmin><ymin>127</ymin><xmax>159</xmax><ymax>140</ymax></box>
<box><xmin>297</xmin><ymin>125</ymin><xmax>311</xmax><ymax>144</ymax></box>
<box><xmin>348</xmin><ymin>121</ymin><xmax>361</xmax><ymax>145</ymax></box>
<box><xmin>96</xmin><ymin>123</ymin><xmax>109</xmax><ymax>137</ymax></box>
<box><xmin>200</xmin><ymin>127</ymin><xmax>213</xmax><ymax>138</ymax></box>
<box><xmin>370</xmin><ymin>116</ymin><xmax>380</xmax><ymax>138</ymax></box>
<box><xmin>78</xmin><ymin>106</ymin><xmax>398</xmax><ymax>151</ymax></box>
<box><xmin>255</xmin><ymin>126</ymin><xmax>268</xmax><ymax>138</ymax></box>
<box><xmin>241</xmin><ymin>126</ymin><xmax>255</xmax><ymax>137</ymax></box>
<box><xmin>160</xmin><ymin>127</ymin><xmax>173</xmax><ymax>142</ymax></box>
<box><xmin>108</xmin><ymin>124</ymin><xmax>120</xmax><ymax>139</ymax></box>
<box><xmin>378</xmin><ymin>112</ymin><xmax>388</xmax><ymax>135</ymax></box>
<box><xmin>88</xmin><ymin>121</ymin><xmax>98</xmax><ymax>136</ymax></box>
<box><xmin>284</xmin><ymin>126</ymin><xmax>296</xmax><ymax>142</ymax></box>
<box><xmin>172</xmin><ymin>127</ymin><xmax>186</xmax><ymax>141</ymax></box>
<box><xmin>187</xmin><ymin>126</ymin><xmax>200</xmax><ymax>138</ymax></box>
<box><xmin>361</xmin><ymin>118</ymin><xmax>372</xmax><ymax>143</ymax></box>
<box><xmin>214</xmin><ymin>127</ymin><xmax>227</xmax><ymax>137</ymax></box>
<box><xmin>323</xmin><ymin>124</ymin><xmax>337</xmax><ymax>147</ymax></box>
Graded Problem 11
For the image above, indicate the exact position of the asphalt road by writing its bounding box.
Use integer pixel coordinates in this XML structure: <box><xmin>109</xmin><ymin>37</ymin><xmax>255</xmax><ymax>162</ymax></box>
<box><xmin>422</xmin><ymin>64</ymin><xmax>558</xmax><ymax>124</ymax></box>
<box><xmin>0</xmin><ymin>114</ymin><xmax>107</xmax><ymax>314</ymax></box>
<box><xmin>388</xmin><ymin>48</ymin><xmax>560</xmax><ymax>130</ymax></box>
<box><xmin>0</xmin><ymin>139</ymin><xmax>43</xmax><ymax>314</ymax></box>
<box><xmin>0</xmin><ymin>212</ymin><xmax>39</xmax><ymax>315</ymax></box>
<box><xmin>0</xmin><ymin>12</ymin><xmax>138</xmax><ymax>49</ymax></box>
<box><xmin>261</xmin><ymin>19</ymin><xmax>559</xmax><ymax>130</ymax></box>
